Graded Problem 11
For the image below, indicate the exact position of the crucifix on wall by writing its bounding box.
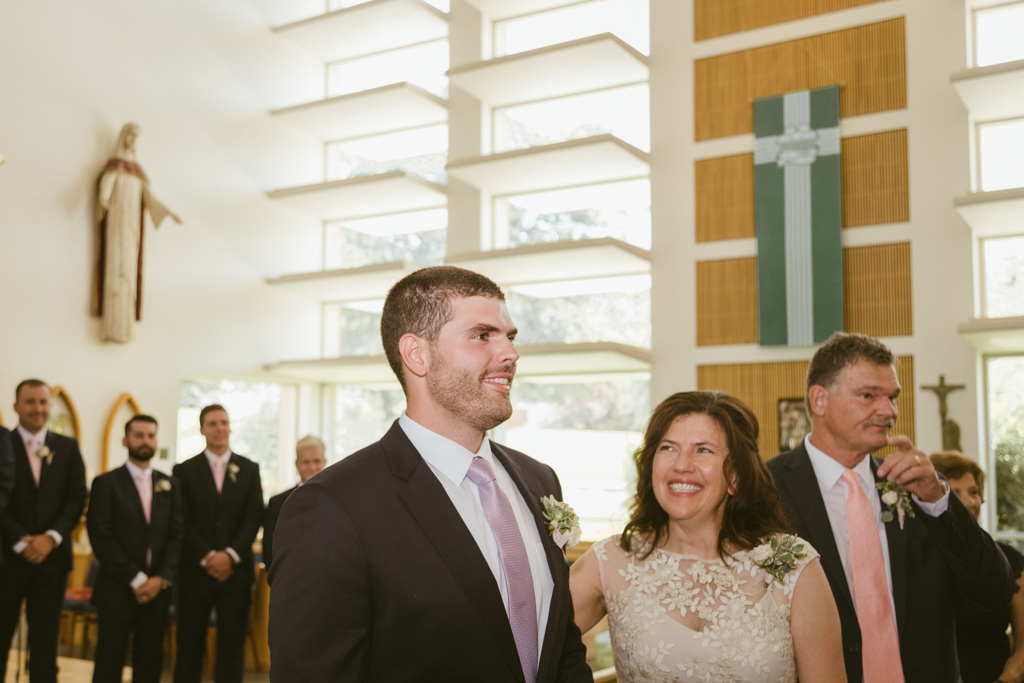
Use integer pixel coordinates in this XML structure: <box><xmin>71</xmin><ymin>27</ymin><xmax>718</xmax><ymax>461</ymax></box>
<box><xmin>921</xmin><ymin>375</ymin><xmax>966</xmax><ymax>452</ymax></box>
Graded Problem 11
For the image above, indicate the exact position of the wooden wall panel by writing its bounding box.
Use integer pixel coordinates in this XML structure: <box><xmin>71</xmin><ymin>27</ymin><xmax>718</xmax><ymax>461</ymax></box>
<box><xmin>695</xmin><ymin>18</ymin><xmax>906</xmax><ymax>141</ymax></box>
<box><xmin>697</xmin><ymin>355</ymin><xmax>915</xmax><ymax>459</ymax></box>
<box><xmin>695</xmin><ymin>242</ymin><xmax>912</xmax><ymax>345</ymax></box>
<box><xmin>844</xmin><ymin>242</ymin><xmax>913</xmax><ymax>337</ymax></box>
<box><xmin>695</xmin><ymin>130</ymin><xmax>909</xmax><ymax>242</ymax></box>
<box><xmin>696</xmin><ymin>154</ymin><xmax>755</xmax><ymax>242</ymax></box>
<box><xmin>842</xmin><ymin>129</ymin><xmax>910</xmax><ymax>227</ymax></box>
<box><xmin>696</xmin><ymin>259</ymin><xmax>759</xmax><ymax>346</ymax></box>
<box><xmin>695</xmin><ymin>0</ymin><xmax>889</xmax><ymax>41</ymax></box>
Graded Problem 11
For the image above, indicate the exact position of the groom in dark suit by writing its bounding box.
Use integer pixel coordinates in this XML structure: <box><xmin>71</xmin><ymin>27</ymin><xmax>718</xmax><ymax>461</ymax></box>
<box><xmin>173</xmin><ymin>404</ymin><xmax>264</xmax><ymax>683</ymax></box>
<box><xmin>767</xmin><ymin>333</ymin><xmax>1014</xmax><ymax>683</ymax></box>
<box><xmin>88</xmin><ymin>414</ymin><xmax>183</xmax><ymax>683</ymax></box>
<box><xmin>270</xmin><ymin>266</ymin><xmax>591</xmax><ymax>683</ymax></box>
<box><xmin>0</xmin><ymin>379</ymin><xmax>87</xmax><ymax>683</ymax></box>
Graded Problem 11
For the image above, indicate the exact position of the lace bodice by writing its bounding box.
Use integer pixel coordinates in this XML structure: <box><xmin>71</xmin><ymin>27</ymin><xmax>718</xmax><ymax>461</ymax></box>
<box><xmin>593</xmin><ymin>535</ymin><xmax>819</xmax><ymax>683</ymax></box>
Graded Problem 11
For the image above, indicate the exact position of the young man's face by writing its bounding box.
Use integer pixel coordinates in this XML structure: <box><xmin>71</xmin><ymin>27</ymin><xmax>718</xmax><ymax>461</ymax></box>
<box><xmin>14</xmin><ymin>385</ymin><xmax>51</xmax><ymax>433</ymax></box>
<box><xmin>124</xmin><ymin>421</ymin><xmax>158</xmax><ymax>462</ymax></box>
<box><xmin>425</xmin><ymin>296</ymin><xmax>519</xmax><ymax>433</ymax></box>
<box><xmin>200</xmin><ymin>409</ymin><xmax>231</xmax><ymax>452</ymax></box>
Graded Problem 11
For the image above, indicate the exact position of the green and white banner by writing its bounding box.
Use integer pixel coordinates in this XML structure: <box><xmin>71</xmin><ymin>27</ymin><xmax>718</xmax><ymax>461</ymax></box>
<box><xmin>755</xmin><ymin>86</ymin><xmax>843</xmax><ymax>347</ymax></box>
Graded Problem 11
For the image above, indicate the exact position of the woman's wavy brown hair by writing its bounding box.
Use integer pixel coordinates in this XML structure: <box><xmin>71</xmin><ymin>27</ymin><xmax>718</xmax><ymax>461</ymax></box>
<box><xmin>620</xmin><ymin>391</ymin><xmax>789</xmax><ymax>560</ymax></box>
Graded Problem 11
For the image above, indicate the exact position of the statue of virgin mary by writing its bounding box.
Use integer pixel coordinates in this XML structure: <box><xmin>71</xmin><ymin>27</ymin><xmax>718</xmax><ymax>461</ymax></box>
<box><xmin>93</xmin><ymin>123</ymin><xmax>180</xmax><ymax>343</ymax></box>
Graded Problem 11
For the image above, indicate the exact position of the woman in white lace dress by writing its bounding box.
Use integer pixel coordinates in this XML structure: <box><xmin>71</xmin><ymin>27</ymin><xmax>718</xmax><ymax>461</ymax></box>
<box><xmin>570</xmin><ymin>391</ymin><xmax>845</xmax><ymax>682</ymax></box>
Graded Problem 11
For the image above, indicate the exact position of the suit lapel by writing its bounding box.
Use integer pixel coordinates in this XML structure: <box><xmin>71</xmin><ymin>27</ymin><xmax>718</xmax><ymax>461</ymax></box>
<box><xmin>117</xmin><ymin>465</ymin><xmax>148</xmax><ymax>526</ymax></box>
<box><xmin>872</xmin><ymin>456</ymin><xmax>908</xmax><ymax>636</ymax></box>
<box><xmin>9</xmin><ymin>433</ymin><xmax>36</xmax><ymax>497</ymax></box>
<box><xmin>199</xmin><ymin>453</ymin><xmax>221</xmax><ymax>503</ymax></box>
<box><xmin>776</xmin><ymin>446</ymin><xmax>856</xmax><ymax>616</ymax></box>
<box><xmin>37</xmin><ymin>432</ymin><xmax>60</xmax><ymax>492</ymax></box>
<box><xmin>383</xmin><ymin>425</ymin><xmax>525</xmax><ymax>682</ymax></box>
<box><xmin>491</xmin><ymin>444</ymin><xmax>566</xmax><ymax>683</ymax></box>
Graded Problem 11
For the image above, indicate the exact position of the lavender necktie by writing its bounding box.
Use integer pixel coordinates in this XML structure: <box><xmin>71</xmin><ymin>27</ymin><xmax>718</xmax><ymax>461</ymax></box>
<box><xmin>466</xmin><ymin>457</ymin><xmax>538</xmax><ymax>683</ymax></box>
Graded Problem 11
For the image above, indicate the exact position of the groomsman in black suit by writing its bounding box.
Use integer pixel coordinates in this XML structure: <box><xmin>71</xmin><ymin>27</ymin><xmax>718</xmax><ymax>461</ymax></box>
<box><xmin>172</xmin><ymin>404</ymin><xmax>264</xmax><ymax>683</ymax></box>
<box><xmin>88</xmin><ymin>414</ymin><xmax>183</xmax><ymax>683</ymax></box>
<box><xmin>767</xmin><ymin>333</ymin><xmax>1014</xmax><ymax>683</ymax></box>
<box><xmin>262</xmin><ymin>435</ymin><xmax>326</xmax><ymax>567</ymax></box>
<box><xmin>0</xmin><ymin>379</ymin><xmax>87</xmax><ymax>683</ymax></box>
<box><xmin>0</xmin><ymin>425</ymin><xmax>14</xmax><ymax>537</ymax></box>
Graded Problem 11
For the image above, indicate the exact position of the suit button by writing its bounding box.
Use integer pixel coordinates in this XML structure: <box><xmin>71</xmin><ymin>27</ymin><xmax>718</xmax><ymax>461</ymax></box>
<box><xmin>848</xmin><ymin>644</ymin><xmax>860</xmax><ymax>653</ymax></box>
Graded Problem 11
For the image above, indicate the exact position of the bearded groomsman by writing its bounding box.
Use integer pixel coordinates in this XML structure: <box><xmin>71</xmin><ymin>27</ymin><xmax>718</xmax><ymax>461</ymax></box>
<box><xmin>261</xmin><ymin>435</ymin><xmax>326</xmax><ymax>567</ymax></box>
<box><xmin>767</xmin><ymin>333</ymin><xmax>1014</xmax><ymax>683</ymax></box>
<box><xmin>0</xmin><ymin>379</ymin><xmax>87</xmax><ymax>683</ymax></box>
<box><xmin>88</xmin><ymin>415</ymin><xmax>183</xmax><ymax>683</ymax></box>
<box><xmin>173</xmin><ymin>404</ymin><xmax>264</xmax><ymax>683</ymax></box>
<box><xmin>270</xmin><ymin>266</ymin><xmax>591</xmax><ymax>683</ymax></box>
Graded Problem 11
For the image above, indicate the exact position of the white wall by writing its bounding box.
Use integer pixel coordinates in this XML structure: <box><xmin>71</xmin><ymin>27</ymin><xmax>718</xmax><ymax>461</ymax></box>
<box><xmin>0</xmin><ymin>0</ymin><xmax>332</xmax><ymax>476</ymax></box>
<box><xmin>649</xmin><ymin>0</ymin><xmax>980</xmax><ymax>458</ymax></box>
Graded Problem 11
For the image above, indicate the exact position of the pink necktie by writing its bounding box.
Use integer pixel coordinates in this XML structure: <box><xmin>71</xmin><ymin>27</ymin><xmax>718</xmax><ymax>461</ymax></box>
<box><xmin>212</xmin><ymin>459</ymin><xmax>225</xmax><ymax>493</ymax></box>
<box><xmin>135</xmin><ymin>470</ymin><xmax>153</xmax><ymax>566</ymax></box>
<box><xmin>26</xmin><ymin>436</ymin><xmax>42</xmax><ymax>487</ymax></box>
<box><xmin>841</xmin><ymin>469</ymin><xmax>904</xmax><ymax>683</ymax></box>
<box><xmin>135</xmin><ymin>471</ymin><xmax>152</xmax><ymax>524</ymax></box>
<box><xmin>466</xmin><ymin>457</ymin><xmax>538</xmax><ymax>683</ymax></box>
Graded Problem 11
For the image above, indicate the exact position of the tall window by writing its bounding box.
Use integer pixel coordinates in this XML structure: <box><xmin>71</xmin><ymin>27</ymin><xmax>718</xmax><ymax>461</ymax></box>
<box><xmin>986</xmin><ymin>356</ymin><xmax>1024</xmax><ymax>548</ymax></box>
<box><xmin>492</xmin><ymin>376</ymin><xmax>649</xmax><ymax>540</ymax></box>
<box><xmin>326</xmin><ymin>39</ymin><xmax>449</xmax><ymax>98</ymax></box>
<box><xmin>978</xmin><ymin>117</ymin><xmax>1024</xmax><ymax>192</ymax></box>
<box><xmin>494</xmin><ymin>84</ymin><xmax>650</xmax><ymax>153</ymax></box>
<box><xmin>334</xmin><ymin>384</ymin><xmax>406</xmax><ymax>460</ymax></box>
<box><xmin>326</xmin><ymin>124</ymin><xmax>448</xmax><ymax>184</ymax></box>
<box><xmin>494</xmin><ymin>0</ymin><xmax>650</xmax><ymax>56</ymax></box>
<box><xmin>324</xmin><ymin>208</ymin><xmax>448</xmax><ymax>270</ymax></box>
<box><xmin>177</xmin><ymin>379</ymin><xmax>294</xmax><ymax>498</ymax></box>
<box><xmin>983</xmin><ymin>235</ymin><xmax>1024</xmax><ymax>318</ymax></box>
<box><xmin>975</xmin><ymin>1</ymin><xmax>1024</xmax><ymax>67</ymax></box>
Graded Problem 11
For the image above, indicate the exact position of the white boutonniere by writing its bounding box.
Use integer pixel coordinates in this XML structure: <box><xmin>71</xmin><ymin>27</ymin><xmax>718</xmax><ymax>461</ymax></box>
<box><xmin>37</xmin><ymin>445</ymin><xmax>53</xmax><ymax>466</ymax></box>
<box><xmin>876</xmin><ymin>480</ymin><xmax>915</xmax><ymax>529</ymax></box>
<box><xmin>154</xmin><ymin>478</ymin><xmax>172</xmax><ymax>493</ymax></box>
<box><xmin>751</xmin><ymin>535</ymin><xmax>807</xmax><ymax>587</ymax></box>
<box><xmin>227</xmin><ymin>463</ymin><xmax>240</xmax><ymax>483</ymax></box>
<box><xmin>540</xmin><ymin>496</ymin><xmax>581</xmax><ymax>551</ymax></box>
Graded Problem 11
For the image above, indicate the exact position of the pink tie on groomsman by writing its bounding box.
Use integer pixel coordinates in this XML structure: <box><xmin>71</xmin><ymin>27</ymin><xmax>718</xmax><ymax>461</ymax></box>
<box><xmin>26</xmin><ymin>435</ymin><xmax>42</xmax><ymax>487</ymax></box>
<box><xmin>134</xmin><ymin>469</ymin><xmax>153</xmax><ymax>566</ymax></box>
<box><xmin>212</xmin><ymin>458</ymin><xmax>225</xmax><ymax>493</ymax></box>
<box><xmin>841</xmin><ymin>469</ymin><xmax>905</xmax><ymax>683</ymax></box>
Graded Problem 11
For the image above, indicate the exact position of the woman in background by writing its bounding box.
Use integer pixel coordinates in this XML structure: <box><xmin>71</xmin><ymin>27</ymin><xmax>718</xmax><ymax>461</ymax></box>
<box><xmin>570</xmin><ymin>391</ymin><xmax>844</xmax><ymax>682</ymax></box>
<box><xmin>931</xmin><ymin>451</ymin><xmax>1024</xmax><ymax>683</ymax></box>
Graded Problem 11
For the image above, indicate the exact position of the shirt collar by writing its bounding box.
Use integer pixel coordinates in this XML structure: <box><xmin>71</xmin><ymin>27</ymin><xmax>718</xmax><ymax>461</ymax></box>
<box><xmin>204</xmin><ymin>449</ymin><xmax>231</xmax><ymax>466</ymax></box>
<box><xmin>125</xmin><ymin>459</ymin><xmax>150</xmax><ymax>481</ymax></box>
<box><xmin>398</xmin><ymin>411</ymin><xmax>492</xmax><ymax>486</ymax></box>
<box><xmin>16</xmin><ymin>425</ymin><xmax>47</xmax><ymax>446</ymax></box>
<box><xmin>805</xmin><ymin>434</ymin><xmax>875</xmax><ymax>489</ymax></box>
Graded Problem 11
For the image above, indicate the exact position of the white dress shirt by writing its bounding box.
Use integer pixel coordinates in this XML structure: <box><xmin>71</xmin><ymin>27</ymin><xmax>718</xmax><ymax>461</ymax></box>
<box><xmin>202</xmin><ymin>449</ymin><xmax>240</xmax><ymax>565</ymax></box>
<box><xmin>399</xmin><ymin>412</ymin><xmax>554</xmax><ymax>663</ymax></box>
<box><xmin>12</xmin><ymin>425</ymin><xmax>62</xmax><ymax>554</ymax></box>
<box><xmin>125</xmin><ymin>459</ymin><xmax>153</xmax><ymax>589</ymax></box>
<box><xmin>804</xmin><ymin>435</ymin><xmax>949</xmax><ymax>624</ymax></box>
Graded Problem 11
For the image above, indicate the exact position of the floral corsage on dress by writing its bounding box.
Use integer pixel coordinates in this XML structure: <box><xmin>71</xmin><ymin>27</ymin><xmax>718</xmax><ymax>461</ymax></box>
<box><xmin>750</xmin><ymin>535</ymin><xmax>808</xmax><ymax>587</ymax></box>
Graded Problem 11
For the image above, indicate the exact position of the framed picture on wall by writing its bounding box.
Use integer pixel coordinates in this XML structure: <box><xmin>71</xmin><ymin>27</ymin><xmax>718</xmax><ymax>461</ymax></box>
<box><xmin>778</xmin><ymin>398</ymin><xmax>811</xmax><ymax>452</ymax></box>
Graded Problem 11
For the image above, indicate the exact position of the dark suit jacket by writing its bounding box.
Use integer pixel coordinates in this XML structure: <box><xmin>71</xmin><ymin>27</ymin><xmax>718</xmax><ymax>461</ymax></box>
<box><xmin>767</xmin><ymin>443</ymin><xmax>1014</xmax><ymax>683</ymax></box>
<box><xmin>268</xmin><ymin>421</ymin><xmax>592</xmax><ymax>683</ymax></box>
<box><xmin>172</xmin><ymin>452</ymin><xmax>264</xmax><ymax>585</ymax></box>
<box><xmin>262</xmin><ymin>485</ymin><xmax>296</xmax><ymax>568</ymax></box>
<box><xmin>0</xmin><ymin>427</ymin><xmax>14</xmax><ymax>511</ymax></box>
<box><xmin>87</xmin><ymin>465</ymin><xmax>184</xmax><ymax>605</ymax></box>
<box><xmin>0</xmin><ymin>429</ymin><xmax>87</xmax><ymax>572</ymax></box>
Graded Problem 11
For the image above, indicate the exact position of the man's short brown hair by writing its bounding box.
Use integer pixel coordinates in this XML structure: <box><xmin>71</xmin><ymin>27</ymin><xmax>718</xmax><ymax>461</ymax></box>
<box><xmin>199</xmin><ymin>404</ymin><xmax>228</xmax><ymax>427</ymax></box>
<box><xmin>805</xmin><ymin>332</ymin><xmax>896</xmax><ymax>404</ymax></box>
<box><xmin>381</xmin><ymin>266</ymin><xmax>505</xmax><ymax>389</ymax></box>
<box><xmin>15</xmin><ymin>379</ymin><xmax>50</xmax><ymax>401</ymax></box>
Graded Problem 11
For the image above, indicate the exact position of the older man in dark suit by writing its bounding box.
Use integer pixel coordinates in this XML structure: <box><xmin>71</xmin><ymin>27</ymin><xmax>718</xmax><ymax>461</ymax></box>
<box><xmin>270</xmin><ymin>266</ymin><xmax>591</xmax><ymax>683</ymax></box>
<box><xmin>0</xmin><ymin>379</ymin><xmax>87</xmax><ymax>683</ymax></box>
<box><xmin>88</xmin><ymin>414</ymin><xmax>183</xmax><ymax>683</ymax></box>
<box><xmin>261</xmin><ymin>435</ymin><xmax>326</xmax><ymax>568</ymax></box>
<box><xmin>172</xmin><ymin>404</ymin><xmax>264</xmax><ymax>683</ymax></box>
<box><xmin>766</xmin><ymin>333</ymin><xmax>1014</xmax><ymax>683</ymax></box>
